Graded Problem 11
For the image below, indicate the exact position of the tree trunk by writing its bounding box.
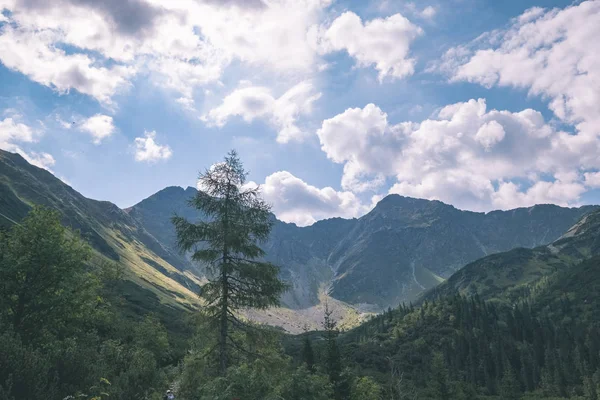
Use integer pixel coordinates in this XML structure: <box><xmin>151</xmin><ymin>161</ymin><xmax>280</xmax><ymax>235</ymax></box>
<box><xmin>219</xmin><ymin>266</ymin><xmax>228</xmax><ymax>375</ymax></box>
<box><xmin>219</xmin><ymin>186</ymin><xmax>231</xmax><ymax>375</ymax></box>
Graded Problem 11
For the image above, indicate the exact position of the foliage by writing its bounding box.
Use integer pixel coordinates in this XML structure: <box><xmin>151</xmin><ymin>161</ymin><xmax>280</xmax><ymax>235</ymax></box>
<box><xmin>320</xmin><ymin>261</ymin><xmax>600</xmax><ymax>399</ymax></box>
<box><xmin>322</xmin><ymin>302</ymin><xmax>351</xmax><ymax>400</ymax></box>
<box><xmin>172</xmin><ymin>150</ymin><xmax>288</xmax><ymax>374</ymax></box>
<box><xmin>0</xmin><ymin>206</ymin><xmax>176</xmax><ymax>399</ymax></box>
<box><xmin>351</xmin><ymin>376</ymin><xmax>382</xmax><ymax>400</ymax></box>
<box><xmin>178</xmin><ymin>319</ymin><xmax>332</xmax><ymax>400</ymax></box>
<box><xmin>0</xmin><ymin>206</ymin><xmax>96</xmax><ymax>343</ymax></box>
<box><xmin>303</xmin><ymin>332</ymin><xmax>316</xmax><ymax>373</ymax></box>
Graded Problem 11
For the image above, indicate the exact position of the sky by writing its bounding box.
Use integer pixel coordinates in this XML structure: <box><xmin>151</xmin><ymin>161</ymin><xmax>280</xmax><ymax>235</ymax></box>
<box><xmin>0</xmin><ymin>0</ymin><xmax>599</xmax><ymax>226</ymax></box>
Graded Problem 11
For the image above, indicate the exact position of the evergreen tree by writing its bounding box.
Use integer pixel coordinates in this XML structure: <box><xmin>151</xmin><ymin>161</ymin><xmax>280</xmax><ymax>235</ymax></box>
<box><xmin>302</xmin><ymin>333</ymin><xmax>316</xmax><ymax>373</ymax></box>
<box><xmin>500</xmin><ymin>363</ymin><xmax>520</xmax><ymax>400</ymax></box>
<box><xmin>0</xmin><ymin>206</ymin><xmax>95</xmax><ymax>343</ymax></box>
<box><xmin>323</xmin><ymin>302</ymin><xmax>348</xmax><ymax>400</ymax></box>
<box><xmin>430</xmin><ymin>352</ymin><xmax>451</xmax><ymax>400</ymax></box>
<box><xmin>172</xmin><ymin>150</ymin><xmax>288</xmax><ymax>375</ymax></box>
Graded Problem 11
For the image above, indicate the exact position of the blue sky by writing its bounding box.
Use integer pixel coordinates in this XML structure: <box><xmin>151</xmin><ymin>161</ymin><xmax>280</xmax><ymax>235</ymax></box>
<box><xmin>0</xmin><ymin>0</ymin><xmax>599</xmax><ymax>226</ymax></box>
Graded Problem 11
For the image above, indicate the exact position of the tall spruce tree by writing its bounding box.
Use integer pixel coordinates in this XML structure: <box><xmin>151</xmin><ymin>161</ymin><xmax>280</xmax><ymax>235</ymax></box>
<box><xmin>302</xmin><ymin>333</ymin><xmax>316</xmax><ymax>373</ymax></box>
<box><xmin>323</xmin><ymin>302</ymin><xmax>348</xmax><ymax>400</ymax></box>
<box><xmin>172</xmin><ymin>150</ymin><xmax>287</xmax><ymax>375</ymax></box>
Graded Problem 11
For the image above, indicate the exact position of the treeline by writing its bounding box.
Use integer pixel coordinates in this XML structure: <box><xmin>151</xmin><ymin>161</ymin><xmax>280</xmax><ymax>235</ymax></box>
<box><xmin>297</xmin><ymin>285</ymin><xmax>600</xmax><ymax>399</ymax></box>
<box><xmin>0</xmin><ymin>206</ymin><xmax>186</xmax><ymax>399</ymax></box>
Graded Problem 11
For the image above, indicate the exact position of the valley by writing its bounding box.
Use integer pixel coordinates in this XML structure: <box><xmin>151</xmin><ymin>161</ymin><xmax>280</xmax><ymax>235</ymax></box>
<box><xmin>1</xmin><ymin>148</ymin><xmax>598</xmax><ymax>333</ymax></box>
<box><xmin>3</xmin><ymin>147</ymin><xmax>600</xmax><ymax>399</ymax></box>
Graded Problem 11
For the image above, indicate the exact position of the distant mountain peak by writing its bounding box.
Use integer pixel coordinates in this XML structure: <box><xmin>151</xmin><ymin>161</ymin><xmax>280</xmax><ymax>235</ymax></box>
<box><xmin>375</xmin><ymin>194</ymin><xmax>451</xmax><ymax>209</ymax></box>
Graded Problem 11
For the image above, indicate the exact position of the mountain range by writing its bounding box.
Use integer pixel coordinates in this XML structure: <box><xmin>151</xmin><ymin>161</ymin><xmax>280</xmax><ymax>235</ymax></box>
<box><xmin>1</xmin><ymin>148</ymin><xmax>598</xmax><ymax>332</ymax></box>
<box><xmin>127</xmin><ymin>184</ymin><xmax>597</xmax><ymax>310</ymax></box>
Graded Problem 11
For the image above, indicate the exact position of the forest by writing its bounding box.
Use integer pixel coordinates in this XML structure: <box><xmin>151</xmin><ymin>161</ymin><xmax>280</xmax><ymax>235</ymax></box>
<box><xmin>1</xmin><ymin>152</ymin><xmax>599</xmax><ymax>400</ymax></box>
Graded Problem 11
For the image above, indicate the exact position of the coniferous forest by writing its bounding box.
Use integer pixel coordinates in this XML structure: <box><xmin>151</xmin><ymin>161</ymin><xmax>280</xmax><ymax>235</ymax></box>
<box><xmin>1</xmin><ymin>151</ymin><xmax>600</xmax><ymax>399</ymax></box>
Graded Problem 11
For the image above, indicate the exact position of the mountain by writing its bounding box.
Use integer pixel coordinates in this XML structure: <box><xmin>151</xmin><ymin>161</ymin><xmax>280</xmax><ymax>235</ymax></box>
<box><xmin>128</xmin><ymin>186</ymin><xmax>598</xmax><ymax>309</ymax></box>
<box><xmin>0</xmin><ymin>149</ymin><xmax>202</xmax><ymax>312</ymax></box>
<box><xmin>425</xmin><ymin>207</ymin><xmax>600</xmax><ymax>303</ymax></box>
<box><xmin>304</xmin><ymin>213</ymin><xmax>600</xmax><ymax>399</ymax></box>
<box><xmin>2</xmin><ymin>147</ymin><xmax>598</xmax><ymax>331</ymax></box>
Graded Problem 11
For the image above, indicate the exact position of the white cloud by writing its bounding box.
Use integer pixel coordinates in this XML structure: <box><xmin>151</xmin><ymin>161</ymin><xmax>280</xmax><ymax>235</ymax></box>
<box><xmin>438</xmin><ymin>1</ymin><xmax>600</xmax><ymax>143</ymax></box>
<box><xmin>0</xmin><ymin>25</ymin><xmax>135</xmax><ymax>105</ymax></box>
<box><xmin>203</xmin><ymin>81</ymin><xmax>321</xmax><ymax>143</ymax></box>
<box><xmin>313</xmin><ymin>11</ymin><xmax>422</xmax><ymax>81</ymax></box>
<box><xmin>16</xmin><ymin>150</ymin><xmax>56</xmax><ymax>170</ymax></box>
<box><xmin>491</xmin><ymin>179</ymin><xmax>587</xmax><ymax>209</ymax></box>
<box><xmin>421</xmin><ymin>6</ymin><xmax>436</xmax><ymax>19</ymax></box>
<box><xmin>318</xmin><ymin>98</ymin><xmax>599</xmax><ymax>211</ymax></box>
<box><xmin>584</xmin><ymin>172</ymin><xmax>600</xmax><ymax>188</ymax></box>
<box><xmin>79</xmin><ymin>114</ymin><xmax>115</xmax><ymax>144</ymax></box>
<box><xmin>133</xmin><ymin>130</ymin><xmax>172</xmax><ymax>162</ymax></box>
<box><xmin>0</xmin><ymin>0</ymin><xmax>332</xmax><ymax>106</ymax></box>
<box><xmin>475</xmin><ymin>120</ymin><xmax>505</xmax><ymax>151</ymax></box>
<box><xmin>0</xmin><ymin>117</ymin><xmax>35</xmax><ymax>145</ymax></box>
<box><xmin>0</xmin><ymin>117</ymin><xmax>55</xmax><ymax>170</ymax></box>
<box><xmin>175</xmin><ymin>97</ymin><xmax>197</xmax><ymax>112</ymax></box>
<box><xmin>249</xmin><ymin>171</ymin><xmax>368</xmax><ymax>226</ymax></box>
<box><xmin>317</xmin><ymin>103</ymin><xmax>401</xmax><ymax>192</ymax></box>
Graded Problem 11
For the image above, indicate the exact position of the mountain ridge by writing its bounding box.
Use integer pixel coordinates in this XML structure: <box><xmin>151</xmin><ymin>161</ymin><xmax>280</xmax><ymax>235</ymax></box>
<box><xmin>2</xmin><ymin>148</ymin><xmax>599</xmax><ymax>333</ymax></box>
<box><xmin>128</xmin><ymin>183</ymin><xmax>598</xmax><ymax>309</ymax></box>
<box><xmin>422</xmin><ymin>206</ymin><xmax>600</xmax><ymax>303</ymax></box>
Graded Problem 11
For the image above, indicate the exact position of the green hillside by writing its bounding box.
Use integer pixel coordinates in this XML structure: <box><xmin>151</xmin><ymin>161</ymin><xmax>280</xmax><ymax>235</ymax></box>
<box><xmin>425</xmin><ymin>208</ymin><xmax>600</xmax><ymax>304</ymax></box>
<box><xmin>281</xmin><ymin>255</ymin><xmax>600</xmax><ymax>399</ymax></box>
<box><xmin>0</xmin><ymin>149</ymin><xmax>202</xmax><ymax>311</ymax></box>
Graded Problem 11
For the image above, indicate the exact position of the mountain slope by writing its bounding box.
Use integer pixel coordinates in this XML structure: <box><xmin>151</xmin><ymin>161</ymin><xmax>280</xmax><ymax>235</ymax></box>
<box><xmin>129</xmin><ymin>187</ymin><xmax>597</xmax><ymax>309</ymax></box>
<box><xmin>426</xmin><ymin>208</ymin><xmax>600</xmax><ymax>302</ymax></box>
<box><xmin>0</xmin><ymin>149</ymin><xmax>201</xmax><ymax>311</ymax></box>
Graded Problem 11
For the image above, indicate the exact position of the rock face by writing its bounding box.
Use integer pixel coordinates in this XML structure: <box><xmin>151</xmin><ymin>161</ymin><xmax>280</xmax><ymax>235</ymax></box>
<box><xmin>128</xmin><ymin>187</ymin><xmax>598</xmax><ymax>309</ymax></box>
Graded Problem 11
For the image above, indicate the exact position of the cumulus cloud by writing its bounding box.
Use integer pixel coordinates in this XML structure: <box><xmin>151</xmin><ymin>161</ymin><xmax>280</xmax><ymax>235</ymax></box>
<box><xmin>475</xmin><ymin>120</ymin><xmax>505</xmax><ymax>151</ymax></box>
<box><xmin>0</xmin><ymin>117</ymin><xmax>55</xmax><ymax>170</ymax></box>
<box><xmin>318</xmin><ymin>98</ymin><xmax>599</xmax><ymax>211</ymax></box>
<box><xmin>203</xmin><ymin>81</ymin><xmax>321</xmax><ymax>143</ymax></box>
<box><xmin>491</xmin><ymin>179</ymin><xmax>586</xmax><ymax>210</ymax></box>
<box><xmin>313</xmin><ymin>11</ymin><xmax>422</xmax><ymax>80</ymax></box>
<box><xmin>317</xmin><ymin>103</ymin><xmax>402</xmax><ymax>192</ymax></box>
<box><xmin>0</xmin><ymin>0</ymin><xmax>331</xmax><ymax>106</ymax></box>
<box><xmin>133</xmin><ymin>130</ymin><xmax>172</xmax><ymax>162</ymax></box>
<box><xmin>437</xmin><ymin>1</ymin><xmax>600</xmax><ymax>142</ymax></box>
<box><xmin>584</xmin><ymin>172</ymin><xmax>600</xmax><ymax>189</ymax></box>
<box><xmin>248</xmin><ymin>171</ymin><xmax>368</xmax><ymax>226</ymax></box>
<box><xmin>0</xmin><ymin>25</ymin><xmax>135</xmax><ymax>105</ymax></box>
<box><xmin>79</xmin><ymin>114</ymin><xmax>115</xmax><ymax>144</ymax></box>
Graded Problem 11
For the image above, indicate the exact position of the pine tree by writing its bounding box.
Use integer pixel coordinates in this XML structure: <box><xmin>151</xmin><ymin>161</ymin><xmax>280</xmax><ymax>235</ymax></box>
<box><xmin>323</xmin><ymin>302</ymin><xmax>347</xmax><ymax>400</ymax></box>
<box><xmin>430</xmin><ymin>352</ymin><xmax>451</xmax><ymax>400</ymax></box>
<box><xmin>302</xmin><ymin>333</ymin><xmax>316</xmax><ymax>373</ymax></box>
<box><xmin>500</xmin><ymin>363</ymin><xmax>520</xmax><ymax>400</ymax></box>
<box><xmin>172</xmin><ymin>150</ymin><xmax>288</xmax><ymax>375</ymax></box>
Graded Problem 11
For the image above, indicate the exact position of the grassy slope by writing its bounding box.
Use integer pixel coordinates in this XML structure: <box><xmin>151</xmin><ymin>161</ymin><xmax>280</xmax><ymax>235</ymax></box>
<box><xmin>0</xmin><ymin>150</ymin><xmax>201</xmax><ymax>312</ymax></box>
<box><xmin>419</xmin><ymin>207</ymin><xmax>600</xmax><ymax>309</ymax></box>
